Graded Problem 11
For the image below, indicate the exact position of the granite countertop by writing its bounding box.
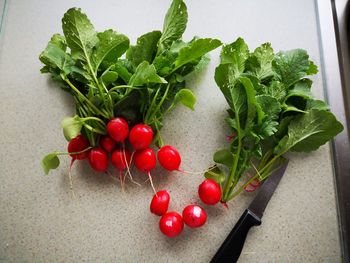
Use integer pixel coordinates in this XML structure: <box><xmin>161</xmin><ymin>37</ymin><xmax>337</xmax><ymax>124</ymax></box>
<box><xmin>0</xmin><ymin>0</ymin><xmax>341</xmax><ymax>262</ymax></box>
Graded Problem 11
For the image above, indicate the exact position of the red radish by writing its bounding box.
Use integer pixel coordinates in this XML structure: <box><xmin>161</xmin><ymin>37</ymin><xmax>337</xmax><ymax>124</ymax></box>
<box><xmin>198</xmin><ymin>179</ymin><xmax>222</xmax><ymax>205</ymax></box>
<box><xmin>250</xmin><ymin>178</ymin><xmax>260</xmax><ymax>187</ymax></box>
<box><xmin>245</xmin><ymin>184</ymin><xmax>256</xmax><ymax>192</ymax></box>
<box><xmin>88</xmin><ymin>147</ymin><xmax>108</xmax><ymax>172</ymax></box>
<box><xmin>129</xmin><ymin>124</ymin><xmax>153</xmax><ymax>150</ymax></box>
<box><xmin>67</xmin><ymin>135</ymin><xmax>90</xmax><ymax>160</ymax></box>
<box><xmin>111</xmin><ymin>149</ymin><xmax>131</xmax><ymax>171</ymax></box>
<box><xmin>159</xmin><ymin>212</ymin><xmax>184</xmax><ymax>238</ymax></box>
<box><xmin>157</xmin><ymin>145</ymin><xmax>181</xmax><ymax>171</ymax></box>
<box><xmin>150</xmin><ymin>190</ymin><xmax>170</xmax><ymax>216</ymax></box>
<box><xmin>245</xmin><ymin>178</ymin><xmax>260</xmax><ymax>192</ymax></box>
<box><xmin>182</xmin><ymin>204</ymin><xmax>207</xmax><ymax>228</ymax></box>
<box><xmin>100</xmin><ymin>136</ymin><xmax>116</xmax><ymax>152</ymax></box>
<box><xmin>134</xmin><ymin>148</ymin><xmax>156</xmax><ymax>173</ymax></box>
<box><xmin>134</xmin><ymin>147</ymin><xmax>157</xmax><ymax>193</ymax></box>
<box><xmin>107</xmin><ymin>117</ymin><xmax>129</xmax><ymax>142</ymax></box>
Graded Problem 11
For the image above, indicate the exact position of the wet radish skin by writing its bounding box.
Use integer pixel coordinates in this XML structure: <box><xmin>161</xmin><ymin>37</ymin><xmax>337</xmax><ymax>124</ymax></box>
<box><xmin>88</xmin><ymin>147</ymin><xmax>108</xmax><ymax>172</ymax></box>
<box><xmin>198</xmin><ymin>179</ymin><xmax>222</xmax><ymax>205</ymax></box>
<box><xmin>129</xmin><ymin>124</ymin><xmax>153</xmax><ymax>150</ymax></box>
<box><xmin>159</xmin><ymin>212</ymin><xmax>184</xmax><ymax>238</ymax></box>
<box><xmin>134</xmin><ymin>148</ymin><xmax>156</xmax><ymax>172</ymax></box>
<box><xmin>157</xmin><ymin>145</ymin><xmax>181</xmax><ymax>171</ymax></box>
<box><xmin>100</xmin><ymin>136</ymin><xmax>116</xmax><ymax>152</ymax></box>
<box><xmin>150</xmin><ymin>190</ymin><xmax>170</xmax><ymax>216</ymax></box>
<box><xmin>107</xmin><ymin>117</ymin><xmax>129</xmax><ymax>143</ymax></box>
<box><xmin>182</xmin><ymin>205</ymin><xmax>207</xmax><ymax>228</ymax></box>
<box><xmin>68</xmin><ymin>135</ymin><xmax>90</xmax><ymax>160</ymax></box>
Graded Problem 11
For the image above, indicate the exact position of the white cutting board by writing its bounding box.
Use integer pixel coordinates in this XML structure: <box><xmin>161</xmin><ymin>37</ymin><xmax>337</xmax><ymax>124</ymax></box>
<box><xmin>0</xmin><ymin>0</ymin><xmax>340</xmax><ymax>262</ymax></box>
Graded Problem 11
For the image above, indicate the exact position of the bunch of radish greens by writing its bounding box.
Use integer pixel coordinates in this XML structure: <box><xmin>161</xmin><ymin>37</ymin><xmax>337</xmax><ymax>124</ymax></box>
<box><xmin>40</xmin><ymin>0</ymin><xmax>221</xmax><ymax>184</ymax></box>
<box><xmin>206</xmin><ymin>38</ymin><xmax>343</xmax><ymax>203</ymax></box>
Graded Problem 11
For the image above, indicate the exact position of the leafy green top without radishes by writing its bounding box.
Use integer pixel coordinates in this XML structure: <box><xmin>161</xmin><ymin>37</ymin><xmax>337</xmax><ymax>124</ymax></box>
<box><xmin>40</xmin><ymin>0</ymin><xmax>221</xmax><ymax>174</ymax></box>
<box><xmin>206</xmin><ymin>38</ymin><xmax>343</xmax><ymax>202</ymax></box>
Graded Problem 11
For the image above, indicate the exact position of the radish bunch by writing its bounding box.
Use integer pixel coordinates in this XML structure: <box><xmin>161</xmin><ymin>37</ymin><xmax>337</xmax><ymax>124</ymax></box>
<box><xmin>59</xmin><ymin>116</ymin><xmax>184</xmax><ymax>193</ymax></box>
<box><xmin>40</xmin><ymin>1</ymin><xmax>221</xmax><ymax>178</ymax></box>
<box><xmin>39</xmin><ymin>0</ymin><xmax>224</xmax><ymax>242</ymax></box>
<box><xmin>150</xmin><ymin>178</ymin><xmax>222</xmax><ymax>238</ymax></box>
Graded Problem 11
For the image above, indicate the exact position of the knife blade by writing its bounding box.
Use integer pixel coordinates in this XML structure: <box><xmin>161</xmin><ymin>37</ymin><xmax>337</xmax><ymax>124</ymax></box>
<box><xmin>210</xmin><ymin>160</ymin><xmax>289</xmax><ymax>263</ymax></box>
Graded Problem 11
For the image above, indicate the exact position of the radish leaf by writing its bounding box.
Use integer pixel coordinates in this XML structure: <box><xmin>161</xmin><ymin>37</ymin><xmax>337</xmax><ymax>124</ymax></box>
<box><xmin>246</xmin><ymin>43</ymin><xmax>274</xmax><ymax>80</ymax></box>
<box><xmin>274</xmin><ymin>109</ymin><xmax>343</xmax><ymax>154</ymax></box>
<box><xmin>174</xmin><ymin>89</ymin><xmax>196</xmax><ymax>110</ymax></box>
<box><xmin>204</xmin><ymin>166</ymin><xmax>226</xmax><ymax>185</ymax></box>
<box><xmin>61</xmin><ymin>116</ymin><xmax>82</xmax><ymax>141</ymax></box>
<box><xmin>101</xmin><ymin>71</ymin><xmax>118</xmax><ymax>86</ymax></box>
<box><xmin>159</xmin><ymin>0</ymin><xmax>188</xmax><ymax>50</ymax></box>
<box><xmin>127</xmin><ymin>31</ymin><xmax>162</xmax><ymax>68</ymax></box>
<box><xmin>272</xmin><ymin>49</ymin><xmax>310</xmax><ymax>88</ymax></box>
<box><xmin>42</xmin><ymin>153</ymin><xmax>60</xmax><ymax>175</ymax></box>
<box><xmin>129</xmin><ymin>61</ymin><xmax>167</xmax><ymax>86</ymax></box>
<box><xmin>93</xmin><ymin>30</ymin><xmax>129</xmax><ymax>72</ymax></box>
<box><xmin>62</xmin><ymin>8</ymin><xmax>97</xmax><ymax>61</ymax></box>
<box><xmin>220</xmin><ymin>37</ymin><xmax>249</xmax><ymax>69</ymax></box>
<box><xmin>174</xmin><ymin>38</ymin><xmax>222</xmax><ymax>70</ymax></box>
<box><xmin>213</xmin><ymin>149</ymin><xmax>233</xmax><ymax>168</ymax></box>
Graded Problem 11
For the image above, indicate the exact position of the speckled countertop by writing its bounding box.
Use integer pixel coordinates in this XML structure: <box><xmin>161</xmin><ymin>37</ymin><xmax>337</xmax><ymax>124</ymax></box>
<box><xmin>0</xmin><ymin>0</ymin><xmax>341</xmax><ymax>262</ymax></box>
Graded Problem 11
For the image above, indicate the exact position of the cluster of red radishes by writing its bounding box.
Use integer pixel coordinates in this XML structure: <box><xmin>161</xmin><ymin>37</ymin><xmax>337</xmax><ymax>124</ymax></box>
<box><xmin>68</xmin><ymin>116</ymin><xmax>225</xmax><ymax>238</ymax></box>
<box><xmin>67</xmin><ymin>117</ymin><xmax>182</xmax><ymax>189</ymax></box>
<box><xmin>150</xmin><ymin>178</ymin><xmax>222</xmax><ymax>238</ymax></box>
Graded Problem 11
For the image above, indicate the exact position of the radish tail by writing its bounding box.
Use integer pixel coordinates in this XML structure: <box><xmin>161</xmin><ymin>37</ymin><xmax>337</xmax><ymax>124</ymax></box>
<box><xmin>147</xmin><ymin>172</ymin><xmax>157</xmax><ymax>194</ymax></box>
<box><xmin>178</xmin><ymin>165</ymin><xmax>217</xmax><ymax>176</ymax></box>
<box><xmin>68</xmin><ymin>159</ymin><xmax>76</xmax><ymax>198</ymax></box>
<box><xmin>122</xmin><ymin>149</ymin><xmax>140</xmax><ymax>186</ymax></box>
<box><xmin>119</xmin><ymin>170</ymin><xmax>125</xmax><ymax>193</ymax></box>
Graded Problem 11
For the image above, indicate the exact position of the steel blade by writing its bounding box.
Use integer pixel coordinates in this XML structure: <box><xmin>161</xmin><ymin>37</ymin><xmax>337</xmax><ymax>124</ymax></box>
<box><xmin>248</xmin><ymin>160</ymin><xmax>289</xmax><ymax>219</ymax></box>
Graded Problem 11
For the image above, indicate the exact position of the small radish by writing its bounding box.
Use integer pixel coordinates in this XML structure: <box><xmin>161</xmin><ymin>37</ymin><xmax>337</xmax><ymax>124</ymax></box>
<box><xmin>111</xmin><ymin>149</ymin><xmax>132</xmax><ymax>190</ymax></box>
<box><xmin>134</xmin><ymin>147</ymin><xmax>157</xmax><ymax>193</ymax></box>
<box><xmin>198</xmin><ymin>179</ymin><xmax>222</xmax><ymax>205</ymax></box>
<box><xmin>68</xmin><ymin>135</ymin><xmax>90</xmax><ymax>160</ymax></box>
<box><xmin>182</xmin><ymin>204</ymin><xmax>207</xmax><ymax>228</ymax></box>
<box><xmin>250</xmin><ymin>178</ymin><xmax>260</xmax><ymax>187</ymax></box>
<box><xmin>107</xmin><ymin>117</ymin><xmax>129</xmax><ymax>143</ymax></box>
<box><xmin>245</xmin><ymin>184</ymin><xmax>256</xmax><ymax>192</ymax></box>
<box><xmin>159</xmin><ymin>212</ymin><xmax>184</xmax><ymax>238</ymax></box>
<box><xmin>88</xmin><ymin>147</ymin><xmax>108</xmax><ymax>172</ymax></box>
<box><xmin>150</xmin><ymin>190</ymin><xmax>170</xmax><ymax>216</ymax></box>
<box><xmin>111</xmin><ymin>149</ymin><xmax>131</xmax><ymax>171</ymax></box>
<box><xmin>245</xmin><ymin>179</ymin><xmax>260</xmax><ymax>192</ymax></box>
<box><xmin>157</xmin><ymin>145</ymin><xmax>181</xmax><ymax>171</ymax></box>
<box><xmin>134</xmin><ymin>148</ymin><xmax>156</xmax><ymax>173</ymax></box>
<box><xmin>100</xmin><ymin>136</ymin><xmax>116</xmax><ymax>152</ymax></box>
<box><xmin>129</xmin><ymin>124</ymin><xmax>153</xmax><ymax>150</ymax></box>
<box><xmin>226</xmin><ymin>132</ymin><xmax>236</xmax><ymax>142</ymax></box>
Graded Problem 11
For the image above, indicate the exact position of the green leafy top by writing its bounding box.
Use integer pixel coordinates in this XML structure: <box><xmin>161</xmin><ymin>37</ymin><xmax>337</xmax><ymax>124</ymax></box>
<box><xmin>40</xmin><ymin>1</ymin><xmax>221</xmax><ymax>174</ymax></box>
<box><xmin>211</xmin><ymin>37</ymin><xmax>343</xmax><ymax>202</ymax></box>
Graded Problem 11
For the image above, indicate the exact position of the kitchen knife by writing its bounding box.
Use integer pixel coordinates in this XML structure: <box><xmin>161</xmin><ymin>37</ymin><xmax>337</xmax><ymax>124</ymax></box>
<box><xmin>210</xmin><ymin>160</ymin><xmax>289</xmax><ymax>263</ymax></box>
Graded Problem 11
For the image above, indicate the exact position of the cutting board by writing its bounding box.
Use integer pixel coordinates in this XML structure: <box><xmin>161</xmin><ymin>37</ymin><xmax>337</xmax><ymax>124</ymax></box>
<box><xmin>0</xmin><ymin>0</ymin><xmax>340</xmax><ymax>262</ymax></box>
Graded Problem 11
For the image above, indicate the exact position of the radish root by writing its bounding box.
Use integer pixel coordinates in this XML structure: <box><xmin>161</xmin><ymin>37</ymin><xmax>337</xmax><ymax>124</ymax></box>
<box><xmin>123</xmin><ymin>149</ymin><xmax>141</xmax><ymax>186</ymax></box>
<box><xmin>68</xmin><ymin>159</ymin><xmax>77</xmax><ymax>199</ymax></box>
<box><xmin>178</xmin><ymin>165</ymin><xmax>217</xmax><ymax>176</ymax></box>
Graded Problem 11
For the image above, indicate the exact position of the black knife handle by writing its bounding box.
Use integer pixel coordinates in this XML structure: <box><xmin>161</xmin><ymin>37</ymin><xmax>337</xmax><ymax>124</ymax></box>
<box><xmin>210</xmin><ymin>209</ymin><xmax>262</xmax><ymax>263</ymax></box>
